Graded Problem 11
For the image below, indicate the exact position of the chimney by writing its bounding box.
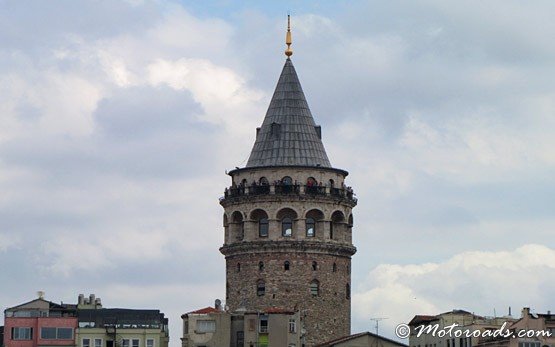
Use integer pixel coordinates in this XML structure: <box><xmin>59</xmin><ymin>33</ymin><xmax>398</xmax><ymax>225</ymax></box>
<box><xmin>508</xmin><ymin>306</ymin><xmax>512</xmax><ymax>317</ymax></box>
<box><xmin>215</xmin><ymin>299</ymin><xmax>222</xmax><ymax>311</ymax></box>
<box><xmin>78</xmin><ymin>294</ymin><xmax>85</xmax><ymax>305</ymax></box>
<box><xmin>37</xmin><ymin>291</ymin><xmax>45</xmax><ymax>299</ymax></box>
<box><xmin>89</xmin><ymin>294</ymin><xmax>95</xmax><ymax>305</ymax></box>
<box><xmin>522</xmin><ymin>307</ymin><xmax>530</xmax><ymax>318</ymax></box>
<box><xmin>95</xmin><ymin>298</ymin><xmax>102</xmax><ymax>308</ymax></box>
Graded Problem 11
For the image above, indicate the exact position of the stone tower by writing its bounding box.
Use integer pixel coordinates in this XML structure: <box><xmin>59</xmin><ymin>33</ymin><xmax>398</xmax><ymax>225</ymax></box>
<box><xmin>220</xmin><ymin>18</ymin><xmax>357</xmax><ymax>347</ymax></box>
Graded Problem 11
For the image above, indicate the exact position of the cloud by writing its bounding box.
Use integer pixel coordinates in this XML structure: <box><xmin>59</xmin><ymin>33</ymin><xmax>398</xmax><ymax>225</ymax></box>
<box><xmin>0</xmin><ymin>233</ymin><xmax>19</xmax><ymax>252</ymax></box>
<box><xmin>352</xmin><ymin>244</ymin><xmax>555</xmax><ymax>339</ymax></box>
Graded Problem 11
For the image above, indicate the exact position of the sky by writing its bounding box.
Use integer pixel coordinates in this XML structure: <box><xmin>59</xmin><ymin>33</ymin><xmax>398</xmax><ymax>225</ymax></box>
<box><xmin>1</xmin><ymin>0</ymin><xmax>555</xmax><ymax>345</ymax></box>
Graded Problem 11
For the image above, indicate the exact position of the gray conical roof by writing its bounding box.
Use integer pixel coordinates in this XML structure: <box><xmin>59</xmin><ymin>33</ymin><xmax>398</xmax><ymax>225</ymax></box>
<box><xmin>246</xmin><ymin>58</ymin><xmax>331</xmax><ymax>168</ymax></box>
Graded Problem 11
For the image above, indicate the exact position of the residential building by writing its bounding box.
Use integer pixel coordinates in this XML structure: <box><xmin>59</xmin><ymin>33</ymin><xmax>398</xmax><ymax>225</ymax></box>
<box><xmin>409</xmin><ymin>309</ymin><xmax>517</xmax><ymax>347</ymax></box>
<box><xmin>75</xmin><ymin>295</ymin><xmax>169</xmax><ymax>347</ymax></box>
<box><xmin>181</xmin><ymin>302</ymin><xmax>301</xmax><ymax>347</ymax></box>
<box><xmin>3</xmin><ymin>293</ymin><xmax>78</xmax><ymax>347</ymax></box>
<box><xmin>475</xmin><ymin>308</ymin><xmax>555</xmax><ymax>347</ymax></box>
<box><xmin>315</xmin><ymin>331</ymin><xmax>409</xmax><ymax>347</ymax></box>
<box><xmin>3</xmin><ymin>294</ymin><xmax>168</xmax><ymax>347</ymax></box>
<box><xmin>219</xmin><ymin>16</ymin><xmax>357</xmax><ymax>347</ymax></box>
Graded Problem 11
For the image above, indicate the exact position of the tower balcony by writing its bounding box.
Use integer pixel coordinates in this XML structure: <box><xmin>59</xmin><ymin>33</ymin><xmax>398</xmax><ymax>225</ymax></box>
<box><xmin>220</xmin><ymin>182</ymin><xmax>357</xmax><ymax>206</ymax></box>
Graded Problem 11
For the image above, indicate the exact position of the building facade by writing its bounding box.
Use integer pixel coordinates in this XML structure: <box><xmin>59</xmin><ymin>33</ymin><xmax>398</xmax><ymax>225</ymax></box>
<box><xmin>219</xmin><ymin>19</ymin><xmax>357</xmax><ymax>347</ymax></box>
<box><xmin>181</xmin><ymin>302</ymin><xmax>301</xmax><ymax>347</ymax></box>
<box><xmin>409</xmin><ymin>309</ymin><xmax>518</xmax><ymax>347</ymax></box>
<box><xmin>3</xmin><ymin>295</ymin><xmax>78</xmax><ymax>347</ymax></box>
<box><xmin>3</xmin><ymin>294</ymin><xmax>168</xmax><ymax>347</ymax></box>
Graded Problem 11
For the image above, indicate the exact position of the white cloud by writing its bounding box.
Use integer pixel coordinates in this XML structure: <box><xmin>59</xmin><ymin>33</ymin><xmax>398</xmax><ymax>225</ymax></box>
<box><xmin>0</xmin><ymin>233</ymin><xmax>19</xmax><ymax>252</ymax></box>
<box><xmin>353</xmin><ymin>244</ymin><xmax>555</xmax><ymax>338</ymax></box>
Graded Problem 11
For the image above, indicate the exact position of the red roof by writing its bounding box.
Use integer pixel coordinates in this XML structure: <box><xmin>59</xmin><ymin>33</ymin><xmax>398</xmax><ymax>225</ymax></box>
<box><xmin>264</xmin><ymin>307</ymin><xmax>295</xmax><ymax>314</ymax></box>
<box><xmin>186</xmin><ymin>307</ymin><xmax>220</xmax><ymax>315</ymax></box>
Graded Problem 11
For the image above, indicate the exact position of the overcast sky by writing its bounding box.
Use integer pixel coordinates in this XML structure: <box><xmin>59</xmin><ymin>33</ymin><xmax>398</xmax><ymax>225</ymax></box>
<box><xmin>1</xmin><ymin>0</ymin><xmax>555</xmax><ymax>345</ymax></box>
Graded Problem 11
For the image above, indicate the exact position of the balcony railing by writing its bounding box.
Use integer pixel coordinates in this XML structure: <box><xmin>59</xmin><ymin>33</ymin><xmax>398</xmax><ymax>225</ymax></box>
<box><xmin>221</xmin><ymin>183</ymin><xmax>356</xmax><ymax>204</ymax></box>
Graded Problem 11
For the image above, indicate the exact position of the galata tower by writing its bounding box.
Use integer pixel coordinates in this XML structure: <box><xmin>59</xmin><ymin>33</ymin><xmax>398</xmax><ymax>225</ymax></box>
<box><xmin>220</xmin><ymin>16</ymin><xmax>357</xmax><ymax>347</ymax></box>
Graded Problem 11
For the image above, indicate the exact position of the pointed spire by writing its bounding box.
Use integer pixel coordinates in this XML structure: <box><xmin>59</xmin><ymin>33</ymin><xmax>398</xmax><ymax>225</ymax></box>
<box><xmin>246</xmin><ymin>58</ymin><xmax>331</xmax><ymax>168</ymax></box>
<box><xmin>285</xmin><ymin>14</ymin><xmax>293</xmax><ymax>57</ymax></box>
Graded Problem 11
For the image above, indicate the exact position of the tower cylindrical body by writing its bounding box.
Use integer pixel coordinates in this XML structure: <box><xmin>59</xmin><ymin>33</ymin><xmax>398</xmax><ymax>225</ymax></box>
<box><xmin>220</xmin><ymin>167</ymin><xmax>357</xmax><ymax>346</ymax></box>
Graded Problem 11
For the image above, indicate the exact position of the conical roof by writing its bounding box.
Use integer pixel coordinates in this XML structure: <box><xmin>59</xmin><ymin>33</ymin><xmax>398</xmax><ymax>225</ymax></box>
<box><xmin>246</xmin><ymin>58</ymin><xmax>331</xmax><ymax>168</ymax></box>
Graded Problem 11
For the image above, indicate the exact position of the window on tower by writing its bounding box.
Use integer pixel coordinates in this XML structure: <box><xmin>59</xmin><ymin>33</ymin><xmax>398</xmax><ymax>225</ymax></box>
<box><xmin>259</xmin><ymin>261</ymin><xmax>264</xmax><ymax>271</ymax></box>
<box><xmin>346</xmin><ymin>283</ymin><xmax>351</xmax><ymax>300</ymax></box>
<box><xmin>284</xmin><ymin>261</ymin><xmax>290</xmax><ymax>271</ymax></box>
<box><xmin>306</xmin><ymin>218</ymin><xmax>315</xmax><ymax>237</ymax></box>
<box><xmin>312</xmin><ymin>261</ymin><xmax>317</xmax><ymax>271</ymax></box>
<box><xmin>310</xmin><ymin>280</ymin><xmax>319</xmax><ymax>297</ymax></box>
<box><xmin>282</xmin><ymin>217</ymin><xmax>293</xmax><ymax>237</ymax></box>
<box><xmin>257</xmin><ymin>280</ymin><xmax>265</xmax><ymax>296</ymax></box>
<box><xmin>259</xmin><ymin>218</ymin><xmax>269</xmax><ymax>237</ymax></box>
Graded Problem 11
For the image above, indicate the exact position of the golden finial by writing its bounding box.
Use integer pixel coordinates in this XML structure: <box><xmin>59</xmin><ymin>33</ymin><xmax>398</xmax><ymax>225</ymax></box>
<box><xmin>285</xmin><ymin>14</ymin><xmax>293</xmax><ymax>57</ymax></box>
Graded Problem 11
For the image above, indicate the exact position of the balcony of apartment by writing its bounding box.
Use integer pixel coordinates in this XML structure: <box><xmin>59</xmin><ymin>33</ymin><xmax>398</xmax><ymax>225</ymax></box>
<box><xmin>220</xmin><ymin>182</ymin><xmax>357</xmax><ymax>205</ymax></box>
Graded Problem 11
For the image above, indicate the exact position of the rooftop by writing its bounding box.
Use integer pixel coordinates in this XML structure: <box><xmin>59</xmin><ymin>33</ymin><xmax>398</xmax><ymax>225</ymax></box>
<box><xmin>245</xmin><ymin>58</ymin><xmax>332</xmax><ymax>169</ymax></box>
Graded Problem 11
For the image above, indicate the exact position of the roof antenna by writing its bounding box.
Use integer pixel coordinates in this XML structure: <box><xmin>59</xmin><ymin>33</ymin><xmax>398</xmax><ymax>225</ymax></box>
<box><xmin>285</xmin><ymin>13</ymin><xmax>293</xmax><ymax>58</ymax></box>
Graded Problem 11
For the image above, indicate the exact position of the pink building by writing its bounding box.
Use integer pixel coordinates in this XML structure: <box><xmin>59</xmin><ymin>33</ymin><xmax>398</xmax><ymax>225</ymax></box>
<box><xmin>3</xmin><ymin>296</ymin><xmax>77</xmax><ymax>347</ymax></box>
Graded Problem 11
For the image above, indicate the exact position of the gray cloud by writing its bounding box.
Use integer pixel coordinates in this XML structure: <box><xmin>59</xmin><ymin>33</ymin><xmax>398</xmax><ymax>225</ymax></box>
<box><xmin>1</xmin><ymin>1</ymin><xmax>555</xmax><ymax>345</ymax></box>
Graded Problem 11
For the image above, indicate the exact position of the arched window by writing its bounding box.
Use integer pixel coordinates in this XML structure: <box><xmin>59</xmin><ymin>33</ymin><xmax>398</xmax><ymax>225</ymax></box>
<box><xmin>306</xmin><ymin>218</ymin><xmax>315</xmax><ymax>237</ymax></box>
<box><xmin>346</xmin><ymin>283</ymin><xmax>351</xmax><ymax>300</ymax></box>
<box><xmin>333</xmin><ymin>263</ymin><xmax>337</xmax><ymax>272</ymax></box>
<box><xmin>257</xmin><ymin>280</ymin><xmax>265</xmax><ymax>296</ymax></box>
<box><xmin>329</xmin><ymin>179</ymin><xmax>335</xmax><ymax>188</ymax></box>
<box><xmin>259</xmin><ymin>218</ymin><xmax>269</xmax><ymax>237</ymax></box>
<box><xmin>305</xmin><ymin>209</ymin><xmax>324</xmax><ymax>237</ymax></box>
<box><xmin>232</xmin><ymin>211</ymin><xmax>244</xmax><ymax>241</ymax></box>
<box><xmin>310</xmin><ymin>280</ymin><xmax>319</xmax><ymax>297</ymax></box>
<box><xmin>251</xmin><ymin>209</ymin><xmax>269</xmax><ymax>238</ymax></box>
<box><xmin>259</xmin><ymin>177</ymin><xmax>269</xmax><ymax>185</ymax></box>
<box><xmin>259</xmin><ymin>261</ymin><xmax>264</xmax><ymax>271</ymax></box>
<box><xmin>282</xmin><ymin>217</ymin><xmax>293</xmax><ymax>237</ymax></box>
<box><xmin>282</xmin><ymin>176</ymin><xmax>293</xmax><ymax>185</ymax></box>
<box><xmin>284</xmin><ymin>261</ymin><xmax>290</xmax><ymax>271</ymax></box>
<box><xmin>237</xmin><ymin>263</ymin><xmax>241</xmax><ymax>273</ymax></box>
<box><xmin>331</xmin><ymin>211</ymin><xmax>345</xmax><ymax>240</ymax></box>
<box><xmin>312</xmin><ymin>261</ymin><xmax>318</xmax><ymax>271</ymax></box>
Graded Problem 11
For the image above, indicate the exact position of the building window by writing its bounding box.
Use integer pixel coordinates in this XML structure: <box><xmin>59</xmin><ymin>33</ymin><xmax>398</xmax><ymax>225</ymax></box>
<box><xmin>41</xmin><ymin>327</ymin><xmax>57</xmax><ymax>339</ymax></box>
<box><xmin>132</xmin><ymin>339</ymin><xmax>139</xmax><ymax>347</ymax></box>
<box><xmin>122</xmin><ymin>340</ymin><xmax>130</xmax><ymax>347</ymax></box>
<box><xmin>57</xmin><ymin>328</ymin><xmax>73</xmax><ymax>340</ymax></box>
<box><xmin>259</xmin><ymin>261</ymin><xmax>264</xmax><ymax>271</ymax></box>
<box><xmin>248</xmin><ymin>319</ymin><xmax>256</xmax><ymax>331</ymax></box>
<box><xmin>95</xmin><ymin>339</ymin><xmax>103</xmax><ymax>347</ymax></box>
<box><xmin>282</xmin><ymin>217</ymin><xmax>293</xmax><ymax>237</ymax></box>
<box><xmin>12</xmin><ymin>327</ymin><xmax>33</xmax><ymax>340</ymax></box>
<box><xmin>257</xmin><ymin>280</ymin><xmax>266</xmax><ymax>296</ymax></box>
<box><xmin>284</xmin><ymin>261</ymin><xmax>290</xmax><ymax>271</ymax></box>
<box><xmin>310</xmin><ymin>280</ymin><xmax>319</xmax><ymax>297</ymax></box>
<box><xmin>259</xmin><ymin>218</ymin><xmax>269</xmax><ymax>237</ymax></box>
<box><xmin>333</xmin><ymin>263</ymin><xmax>337</xmax><ymax>272</ymax></box>
<box><xmin>329</xmin><ymin>221</ymin><xmax>334</xmax><ymax>239</ymax></box>
<box><xmin>83</xmin><ymin>338</ymin><xmax>91</xmax><ymax>347</ymax></box>
<box><xmin>146</xmin><ymin>340</ymin><xmax>154</xmax><ymax>347</ymax></box>
<box><xmin>312</xmin><ymin>261</ymin><xmax>317</xmax><ymax>271</ymax></box>
<box><xmin>289</xmin><ymin>319</ymin><xmax>296</xmax><ymax>333</ymax></box>
<box><xmin>196</xmin><ymin>320</ymin><xmax>216</xmax><ymax>333</ymax></box>
<box><xmin>346</xmin><ymin>283</ymin><xmax>351</xmax><ymax>300</ymax></box>
<box><xmin>259</xmin><ymin>315</ymin><xmax>269</xmax><ymax>333</ymax></box>
<box><xmin>306</xmin><ymin>218</ymin><xmax>315</xmax><ymax>237</ymax></box>
<box><xmin>237</xmin><ymin>263</ymin><xmax>241</xmax><ymax>272</ymax></box>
